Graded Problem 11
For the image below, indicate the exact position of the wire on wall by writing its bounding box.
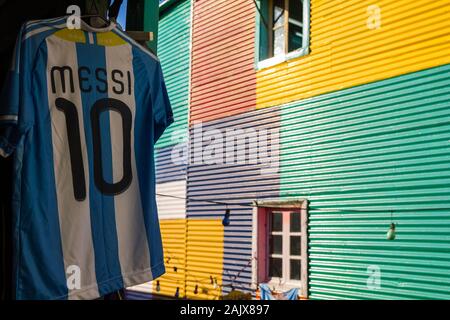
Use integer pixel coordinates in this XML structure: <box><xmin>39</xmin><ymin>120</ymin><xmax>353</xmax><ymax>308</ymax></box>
<box><xmin>156</xmin><ymin>192</ymin><xmax>444</xmax><ymax>213</ymax></box>
<box><xmin>155</xmin><ymin>247</ymin><xmax>259</xmax><ymax>298</ymax></box>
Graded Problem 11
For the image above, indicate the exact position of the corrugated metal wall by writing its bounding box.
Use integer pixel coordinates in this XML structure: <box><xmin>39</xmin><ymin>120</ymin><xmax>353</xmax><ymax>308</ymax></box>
<box><xmin>155</xmin><ymin>219</ymin><xmax>187</xmax><ymax>298</ymax></box>
<box><xmin>190</xmin><ymin>0</ymin><xmax>257</xmax><ymax>123</ymax></box>
<box><xmin>131</xmin><ymin>0</ymin><xmax>191</xmax><ymax>297</ymax></box>
<box><xmin>280</xmin><ymin>64</ymin><xmax>450</xmax><ymax>299</ymax></box>
<box><xmin>156</xmin><ymin>0</ymin><xmax>191</xmax><ymax>148</ymax></box>
<box><xmin>139</xmin><ymin>0</ymin><xmax>192</xmax><ymax>298</ymax></box>
<box><xmin>128</xmin><ymin>219</ymin><xmax>187</xmax><ymax>297</ymax></box>
<box><xmin>156</xmin><ymin>182</ymin><xmax>186</xmax><ymax>220</ymax></box>
<box><xmin>185</xmin><ymin>219</ymin><xmax>224</xmax><ymax>299</ymax></box>
<box><xmin>256</xmin><ymin>0</ymin><xmax>450</xmax><ymax>109</ymax></box>
<box><xmin>150</xmin><ymin>145</ymin><xmax>188</xmax><ymax>295</ymax></box>
<box><xmin>149</xmin><ymin>0</ymin><xmax>450</xmax><ymax>301</ymax></box>
<box><xmin>186</xmin><ymin>107</ymin><xmax>281</xmax><ymax>294</ymax></box>
<box><xmin>156</xmin><ymin>143</ymin><xmax>188</xmax><ymax>184</ymax></box>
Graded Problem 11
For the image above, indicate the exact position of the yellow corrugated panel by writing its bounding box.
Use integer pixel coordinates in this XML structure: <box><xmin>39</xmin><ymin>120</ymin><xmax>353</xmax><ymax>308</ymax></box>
<box><xmin>156</xmin><ymin>219</ymin><xmax>187</xmax><ymax>298</ymax></box>
<box><xmin>256</xmin><ymin>0</ymin><xmax>450</xmax><ymax>109</ymax></box>
<box><xmin>185</xmin><ymin>219</ymin><xmax>224</xmax><ymax>300</ymax></box>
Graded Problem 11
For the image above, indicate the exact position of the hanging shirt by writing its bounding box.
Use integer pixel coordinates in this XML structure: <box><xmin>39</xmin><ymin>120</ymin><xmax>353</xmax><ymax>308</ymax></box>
<box><xmin>0</xmin><ymin>16</ymin><xmax>173</xmax><ymax>300</ymax></box>
<box><xmin>259</xmin><ymin>284</ymin><xmax>299</xmax><ymax>300</ymax></box>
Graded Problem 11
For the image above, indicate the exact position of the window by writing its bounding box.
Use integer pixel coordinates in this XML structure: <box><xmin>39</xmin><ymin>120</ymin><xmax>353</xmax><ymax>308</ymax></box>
<box><xmin>252</xmin><ymin>201</ymin><xmax>308</xmax><ymax>298</ymax></box>
<box><xmin>256</xmin><ymin>0</ymin><xmax>310</xmax><ymax>69</ymax></box>
<box><xmin>268</xmin><ymin>210</ymin><xmax>303</xmax><ymax>282</ymax></box>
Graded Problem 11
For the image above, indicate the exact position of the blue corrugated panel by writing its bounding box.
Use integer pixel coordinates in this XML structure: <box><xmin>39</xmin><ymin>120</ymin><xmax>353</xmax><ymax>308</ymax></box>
<box><xmin>186</xmin><ymin>107</ymin><xmax>281</xmax><ymax>294</ymax></box>
<box><xmin>156</xmin><ymin>143</ymin><xmax>188</xmax><ymax>184</ymax></box>
<box><xmin>125</xmin><ymin>290</ymin><xmax>175</xmax><ymax>300</ymax></box>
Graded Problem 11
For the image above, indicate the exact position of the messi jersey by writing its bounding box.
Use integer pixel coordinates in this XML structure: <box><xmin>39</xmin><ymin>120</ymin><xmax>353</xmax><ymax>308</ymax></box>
<box><xmin>0</xmin><ymin>17</ymin><xmax>173</xmax><ymax>299</ymax></box>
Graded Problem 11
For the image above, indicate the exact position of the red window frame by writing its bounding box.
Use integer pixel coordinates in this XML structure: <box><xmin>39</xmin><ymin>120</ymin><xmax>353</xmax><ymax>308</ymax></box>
<box><xmin>255</xmin><ymin>203</ymin><xmax>308</xmax><ymax>298</ymax></box>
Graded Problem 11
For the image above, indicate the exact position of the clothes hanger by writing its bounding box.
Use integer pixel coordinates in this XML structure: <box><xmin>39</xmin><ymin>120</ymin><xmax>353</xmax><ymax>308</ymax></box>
<box><xmin>80</xmin><ymin>1</ymin><xmax>155</xmax><ymax>53</ymax></box>
<box><xmin>80</xmin><ymin>14</ymin><xmax>111</xmax><ymax>28</ymax></box>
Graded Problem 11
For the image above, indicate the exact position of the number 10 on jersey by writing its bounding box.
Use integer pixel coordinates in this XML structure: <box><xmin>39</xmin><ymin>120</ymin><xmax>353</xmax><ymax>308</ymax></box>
<box><xmin>56</xmin><ymin>97</ymin><xmax>133</xmax><ymax>201</ymax></box>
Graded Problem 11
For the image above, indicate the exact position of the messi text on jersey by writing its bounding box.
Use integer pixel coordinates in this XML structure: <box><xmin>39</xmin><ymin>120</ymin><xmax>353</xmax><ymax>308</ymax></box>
<box><xmin>50</xmin><ymin>65</ymin><xmax>132</xmax><ymax>95</ymax></box>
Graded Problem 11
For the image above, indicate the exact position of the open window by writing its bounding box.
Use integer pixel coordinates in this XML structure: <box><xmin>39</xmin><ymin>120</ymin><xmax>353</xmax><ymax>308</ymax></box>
<box><xmin>252</xmin><ymin>200</ymin><xmax>308</xmax><ymax>298</ymax></box>
<box><xmin>256</xmin><ymin>0</ymin><xmax>311</xmax><ymax>69</ymax></box>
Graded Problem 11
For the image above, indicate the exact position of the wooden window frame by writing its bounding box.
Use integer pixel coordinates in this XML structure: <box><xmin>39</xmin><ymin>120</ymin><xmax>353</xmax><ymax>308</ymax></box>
<box><xmin>268</xmin><ymin>0</ymin><xmax>290</xmax><ymax>57</ymax></box>
<box><xmin>256</xmin><ymin>0</ymin><xmax>311</xmax><ymax>70</ymax></box>
<box><xmin>267</xmin><ymin>210</ymin><xmax>304</xmax><ymax>284</ymax></box>
<box><xmin>251</xmin><ymin>200</ymin><xmax>309</xmax><ymax>298</ymax></box>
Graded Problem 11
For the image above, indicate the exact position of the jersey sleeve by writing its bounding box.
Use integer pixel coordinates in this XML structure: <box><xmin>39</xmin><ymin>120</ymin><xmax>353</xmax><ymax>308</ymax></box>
<box><xmin>0</xmin><ymin>23</ymin><xmax>35</xmax><ymax>158</ymax></box>
<box><xmin>149</xmin><ymin>61</ymin><xmax>174</xmax><ymax>144</ymax></box>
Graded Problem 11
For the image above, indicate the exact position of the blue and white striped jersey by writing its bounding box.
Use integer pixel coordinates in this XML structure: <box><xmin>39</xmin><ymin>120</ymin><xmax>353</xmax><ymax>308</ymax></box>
<box><xmin>0</xmin><ymin>17</ymin><xmax>173</xmax><ymax>300</ymax></box>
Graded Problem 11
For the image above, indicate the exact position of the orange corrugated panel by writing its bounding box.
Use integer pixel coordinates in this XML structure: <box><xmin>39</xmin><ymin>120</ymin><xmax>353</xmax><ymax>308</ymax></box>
<box><xmin>190</xmin><ymin>0</ymin><xmax>257</xmax><ymax>124</ymax></box>
<box><xmin>193</xmin><ymin>59</ymin><xmax>255</xmax><ymax>85</ymax></box>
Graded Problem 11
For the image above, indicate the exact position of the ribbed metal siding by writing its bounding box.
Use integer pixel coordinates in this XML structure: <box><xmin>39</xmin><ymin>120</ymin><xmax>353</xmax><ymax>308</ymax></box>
<box><xmin>185</xmin><ymin>219</ymin><xmax>224</xmax><ymax>300</ymax></box>
<box><xmin>156</xmin><ymin>181</ymin><xmax>186</xmax><ymax>220</ymax></box>
<box><xmin>153</xmin><ymin>219</ymin><xmax>187</xmax><ymax>298</ymax></box>
<box><xmin>128</xmin><ymin>219</ymin><xmax>186</xmax><ymax>298</ymax></box>
<box><xmin>190</xmin><ymin>0</ymin><xmax>256</xmax><ymax>123</ymax></box>
<box><xmin>156</xmin><ymin>0</ymin><xmax>191</xmax><ymax>148</ymax></box>
<box><xmin>187</xmin><ymin>107</ymin><xmax>281</xmax><ymax>294</ymax></box>
<box><xmin>155</xmin><ymin>143</ymin><xmax>187</xmax><ymax>219</ymax></box>
<box><xmin>156</xmin><ymin>143</ymin><xmax>188</xmax><ymax>184</ymax></box>
<box><xmin>280</xmin><ymin>64</ymin><xmax>450</xmax><ymax>299</ymax></box>
<box><xmin>257</xmin><ymin>0</ymin><xmax>450</xmax><ymax>109</ymax></box>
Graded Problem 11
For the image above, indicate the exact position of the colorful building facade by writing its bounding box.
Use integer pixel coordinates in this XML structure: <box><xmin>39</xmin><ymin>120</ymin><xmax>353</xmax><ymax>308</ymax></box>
<box><xmin>130</xmin><ymin>0</ymin><xmax>450</xmax><ymax>299</ymax></box>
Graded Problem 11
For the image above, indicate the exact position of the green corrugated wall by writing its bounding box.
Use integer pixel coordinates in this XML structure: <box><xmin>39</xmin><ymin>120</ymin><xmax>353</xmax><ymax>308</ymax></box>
<box><xmin>156</xmin><ymin>0</ymin><xmax>191</xmax><ymax>148</ymax></box>
<box><xmin>280</xmin><ymin>64</ymin><xmax>450</xmax><ymax>299</ymax></box>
